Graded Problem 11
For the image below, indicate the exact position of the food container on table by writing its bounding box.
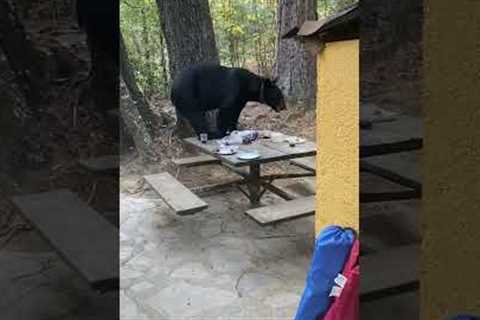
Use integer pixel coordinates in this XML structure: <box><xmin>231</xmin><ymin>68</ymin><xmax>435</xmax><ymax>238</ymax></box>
<box><xmin>222</xmin><ymin>130</ymin><xmax>258</xmax><ymax>145</ymax></box>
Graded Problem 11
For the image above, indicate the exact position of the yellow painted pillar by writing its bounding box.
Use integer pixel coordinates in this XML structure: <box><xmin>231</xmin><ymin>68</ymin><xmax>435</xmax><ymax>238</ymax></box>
<box><xmin>315</xmin><ymin>40</ymin><xmax>359</xmax><ymax>235</ymax></box>
<box><xmin>422</xmin><ymin>0</ymin><xmax>480</xmax><ymax>318</ymax></box>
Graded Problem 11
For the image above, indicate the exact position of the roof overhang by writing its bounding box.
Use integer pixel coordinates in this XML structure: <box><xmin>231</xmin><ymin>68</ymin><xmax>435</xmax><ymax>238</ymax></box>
<box><xmin>282</xmin><ymin>3</ymin><xmax>359</xmax><ymax>54</ymax></box>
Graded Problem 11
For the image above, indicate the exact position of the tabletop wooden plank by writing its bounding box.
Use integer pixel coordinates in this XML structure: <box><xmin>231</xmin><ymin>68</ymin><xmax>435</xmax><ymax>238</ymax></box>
<box><xmin>361</xmin><ymin>114</ymin><xmax>422</xmax><ymax>147</ymax></box>
<box><xmin>260</xmin><ymin>140</ymin><xmax>316</xmax><ymax>157</ymax></box>
<box><xmin>12</xmin><ymin>190</ymin><xmax>119</xmax><ymax>290</ymax></box>
<box><xmin>361</xmin><ymin>151</ymin><xmax>421</xmax><ymax>190</ymax></box>
<box><xmin>222</xmin><ymin>143</ymin><xmax>286</xmax><ymax>166</ymax></box>
<box><xmin>184</xmin><ymin>136</ymin><xmax>316</xmax><ymax>167</ymax></box>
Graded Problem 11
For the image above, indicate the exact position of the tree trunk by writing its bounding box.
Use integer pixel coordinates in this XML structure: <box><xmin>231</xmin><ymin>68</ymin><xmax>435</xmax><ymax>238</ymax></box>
<box><xmin>156</xmin><ymin>0</ymin><xmax>220</xmax><ymax>137</ymax></box>
<box><xmin>274</xmin><ymin>0</ymin><xmax>317</xmax><ymax>109</ymax></box>
<box><xmin>361</xmin><ymin>0</ymin><xmax>423</xmax><ymax>115</ymax></box>
<box><xmin>119</xmin><ymin>78</ymin><xmax>158</xmax><ymax>162</ymax></box>
<box><xmin>120</xmin><ymin>32</ymin><xmax>160</xmax><ymax>136</ymax></box>
<box><xmin>76</xmin><ymin>0</ymin><xmax>119</xmax><ymax>115</ymax></box>
<box><xmin>0</xmin><ymin>0</ymin><xmax>44</xmax><ymax>102</ymax></box>
<box><xmin>156</xmin><ymin>0</ymin><xmax>220</xmax><ymax>80</ymax></box>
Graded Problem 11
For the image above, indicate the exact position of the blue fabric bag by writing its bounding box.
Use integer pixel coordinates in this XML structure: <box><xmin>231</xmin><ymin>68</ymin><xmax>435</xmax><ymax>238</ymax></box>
<box><xmin>294</xmin><ymin>225</ymin><xmax>356</xmax><ymax>320</ymax></box>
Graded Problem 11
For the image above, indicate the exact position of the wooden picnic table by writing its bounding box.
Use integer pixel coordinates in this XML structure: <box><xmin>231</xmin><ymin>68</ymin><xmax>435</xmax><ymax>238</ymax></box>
<box><xmin>183</xmin><ymin>134</ymin><xmax>316</xmax><ymax>206</ymax></box>
<box><xmin>360</xmin><ymin>113</ymin><xmax>422</xmax><ymax>157</ymax></box>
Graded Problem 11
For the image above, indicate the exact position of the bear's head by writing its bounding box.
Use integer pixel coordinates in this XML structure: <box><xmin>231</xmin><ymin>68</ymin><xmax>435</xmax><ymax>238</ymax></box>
<box><xmin>262</xmin><ymin>78</ymin><xmax>286</xmax><ymax>112</ymax></box>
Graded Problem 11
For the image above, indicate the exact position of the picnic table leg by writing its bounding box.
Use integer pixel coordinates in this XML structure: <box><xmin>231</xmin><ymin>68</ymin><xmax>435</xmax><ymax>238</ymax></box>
<box><xmin>246</xmin><ymin>164</ymin><xmax>261</xmax><ymax>206</ymax></box>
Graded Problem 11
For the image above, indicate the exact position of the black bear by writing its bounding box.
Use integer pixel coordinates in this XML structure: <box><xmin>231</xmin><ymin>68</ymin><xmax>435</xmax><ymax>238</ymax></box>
<box><xmin>171</xmin><ymin>64</ymin><xmax>286</xmax><ymax>139</ymax></box>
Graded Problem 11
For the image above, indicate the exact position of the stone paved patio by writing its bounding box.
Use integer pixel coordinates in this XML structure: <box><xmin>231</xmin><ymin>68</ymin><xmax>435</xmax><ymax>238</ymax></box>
<box><xmin>120</xmin><ymin>187</ymin><xmax>315</xmax><ymax>320</ymax></box>
<box><xmin>0</xmin><ymin>247</ymin><xmax>118</xmax><ymax>320</ymax></box>
<box><xmin>0</xmin><ymin>178</ymin><xmax>419</xmax><ymax>319</ymax></box>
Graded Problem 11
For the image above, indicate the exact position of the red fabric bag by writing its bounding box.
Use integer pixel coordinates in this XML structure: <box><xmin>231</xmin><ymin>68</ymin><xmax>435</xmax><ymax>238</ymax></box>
<box><xmin>321</xmin><ymin>239</ymin><xmax>360</xmax><ymax>320</ymax></box>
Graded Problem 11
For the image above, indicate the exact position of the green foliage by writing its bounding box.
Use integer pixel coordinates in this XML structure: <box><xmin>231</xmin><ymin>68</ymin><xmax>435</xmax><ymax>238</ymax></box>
<box><xmin>317</xmin><ymin>0</ymin><xmax>357</xmax><ymax>18</ymax></box>
<box><xmin>209</xmin><ymin>0</ymin><xmax>276</xmax><ymax>76</ymax></box>
<box><xmin>120</xmin><ymin>0</ymin><xmax>169</xmax><ymax>99</ymax></box>
<box><xmin>120</xmin><ymin>0</ymin><xmax>357</xmax><ymax>98</ymax></box>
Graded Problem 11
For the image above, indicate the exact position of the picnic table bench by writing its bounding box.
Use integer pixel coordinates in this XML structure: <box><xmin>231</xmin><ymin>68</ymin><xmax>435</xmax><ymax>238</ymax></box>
<box><xmin>290</xmin><ymin>154</ymin><xmax>421</xmax><ymax>204</ymax></box>
<box><xmin>360</xmin><ymin>245</ymin><xmax>419</xmax><ymax>301</ymax></box>
<box><xmin>361</xmin><ymin>112</ymin><xmax>422</xmax><ymax>157</ymax></box>
<box><xmin>285</xmin><ymin>113</ymin><xmax>422</xmax><ymax>303</ymax></box>
<box><xmin>12</xmin><ymin>189</ymin><xmax>119</xmax><ymax>292</ymax></box>
<box><xmin>144</xmin><ymin>172</ymin><xmax>208</xmax><ymax>215</ymax></box>
<box><xmin>360</xmin><ymin>152</ymin><xmax>420</xmax><ymax>190</ymax></box>
<box><xmin>359</xmin><ymin>112</ymin><xmax>421</xmax><ymax>301</ymax></box>
<box><xmin>359</xmin><ymin>113</ymin><xmax>422</xmax><ymax>202</ymax></box>
<box><xmin>245</xmin><ymin>196</ymin><xmax>315</xmax><ymax>225</ymax></box>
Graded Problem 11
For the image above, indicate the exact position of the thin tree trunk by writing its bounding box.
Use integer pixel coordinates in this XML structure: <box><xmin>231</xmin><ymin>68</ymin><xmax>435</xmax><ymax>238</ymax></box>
<box><xmin>274</xmin><ymin>0</ymin><xmax>317</xmax><ymax>109</ymax></box>
<box><xmin>119</xmin><ymin>78</ymin><xmax>158</xmax><ymax>162</ymax></box>
<box><xmin>120</xmin><ymin>32</ymin><xmax>160</xmax><ymax>136</ymax></box>
<box><xmin>141</xmin><ymin>8</ymin><xmax>153</xmax><ymax>97</ymax></box>
<box><xmin>159</xmin><ymin>32</ymin><xmax>169</xmax><ymax>96</ymax></box>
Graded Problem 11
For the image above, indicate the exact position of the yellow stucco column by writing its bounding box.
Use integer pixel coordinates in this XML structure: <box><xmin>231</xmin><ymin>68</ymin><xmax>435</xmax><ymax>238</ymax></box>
<box><xmin>315</xmin><ymin>39</ymin><xmax>359</xmax><ymax>235</ymax></box>
<box><xmin>422</xmin><ymin>0</ymin><xmax>480</xmax><ymax>318</ymax></box>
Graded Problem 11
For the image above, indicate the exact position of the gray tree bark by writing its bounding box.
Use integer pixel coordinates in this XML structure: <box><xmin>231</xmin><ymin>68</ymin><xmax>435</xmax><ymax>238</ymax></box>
<box><xmin>274</xmin><ymin>0</ymin><xmax>317</xmax><ymax>109</ymax></box>
<box><xmin>119</xmin><ymin>78</ymin><xmax>158</xmax><ymax>162</ymax></box>
<box><xmin>156</xmin><ymin>0</ymin><xmax>220</xmax><ymax>137</ymax></box>
<box><xmin>0</xmin><ymin>0</ymin><xmax>43</xmax><ymax>102</ymax></box>
<box><xmin>120</xmin><ymin>32</ymin><xmax>161</xmax><ymax>137</ymax></box>
<box><xmin>156</xmin><ymin>0</ymin><xmax>220</xmax><ymax>81</ymax></box>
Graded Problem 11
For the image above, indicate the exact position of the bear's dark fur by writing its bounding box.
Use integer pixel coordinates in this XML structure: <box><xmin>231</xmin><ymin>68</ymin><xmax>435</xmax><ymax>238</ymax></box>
<box><xmin>171</xmin><ymin>64</ymin><xmax>286</xmax><ymax>138</ymax></box>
